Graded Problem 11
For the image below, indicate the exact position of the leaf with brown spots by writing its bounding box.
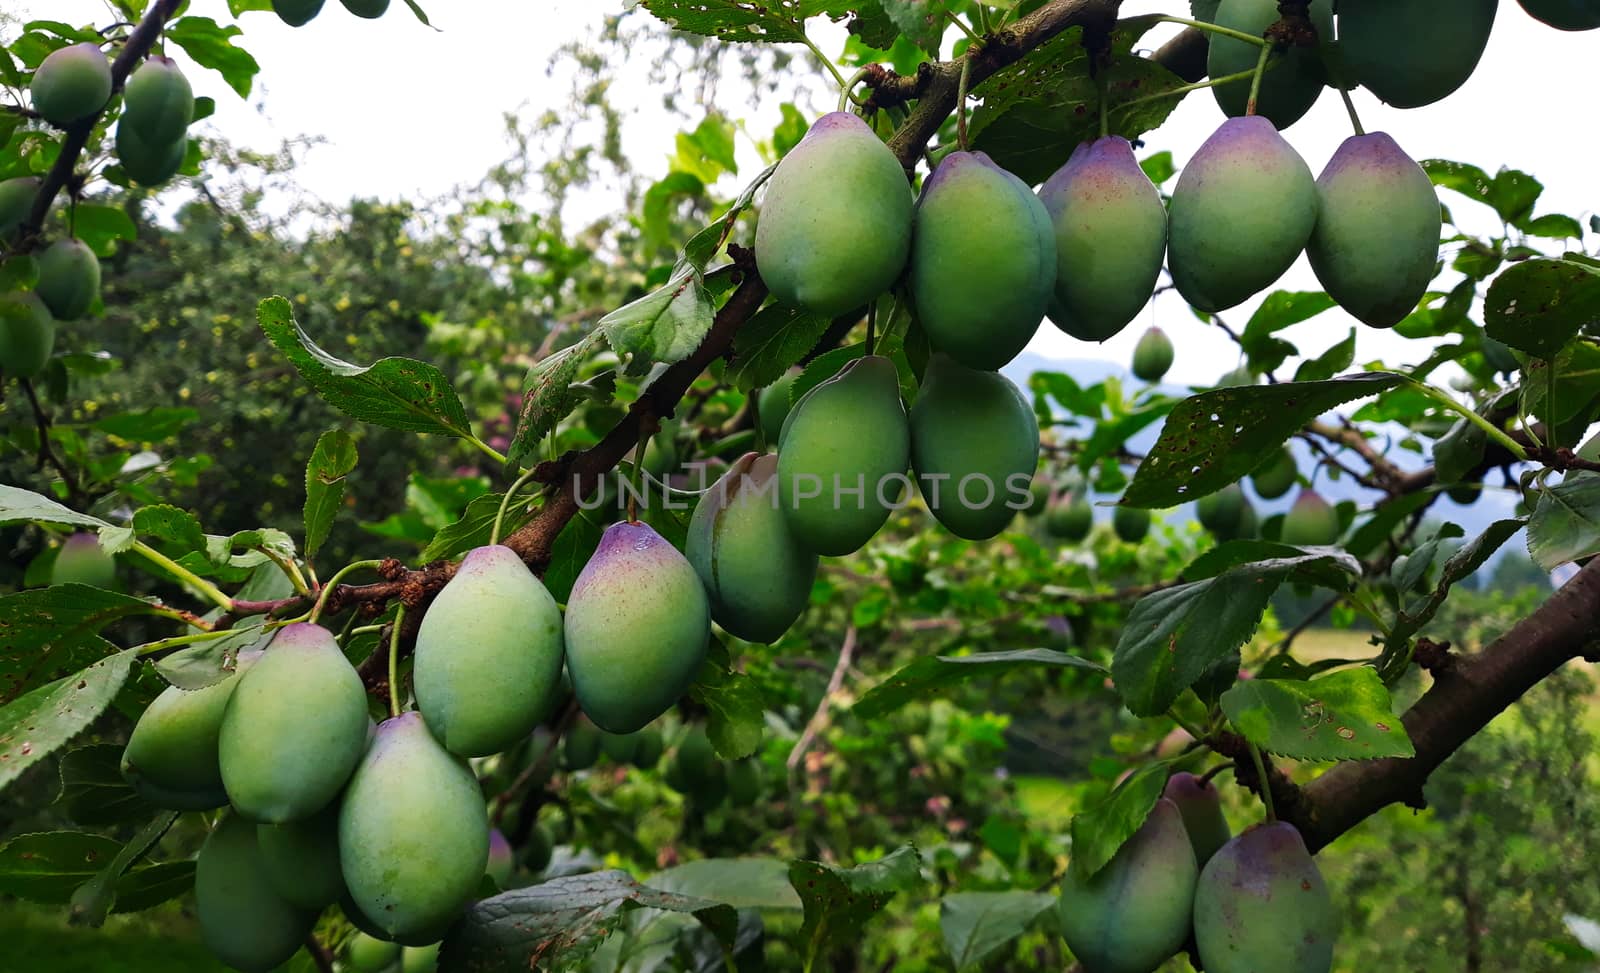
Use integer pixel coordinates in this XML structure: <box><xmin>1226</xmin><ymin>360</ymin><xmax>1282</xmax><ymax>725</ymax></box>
<box><xmin>0</xmin><ymin>650</ymin><xmax>136</xmax><ymax>791</ymax></box>
<box><xmin>1221</xmin><ymin>667</ymin><xmax>1416</xmax><ymax>762</ymax></box>
<box><xmin>789</xmin><ymin>844</ymin><xmax>922</xmax><ymax>959</ymax></box>
<box><xmin>0</xmin><ymin>586</ymin><xmax>159</xmax><ymax>705</ymax></box>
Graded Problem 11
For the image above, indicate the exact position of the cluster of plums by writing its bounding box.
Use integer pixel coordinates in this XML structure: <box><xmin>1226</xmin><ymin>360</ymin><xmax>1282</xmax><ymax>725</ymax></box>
<box><xmin>0</xmin><ymin>48</ymin><xmax>196</xmax><ymax>376</ymax></box>
<box><xmin>1059</xmin><ymin>773</ymin><xmax>1337</xmax><ymax>973</ymax></box>
<box><xmin>270</xmin><ymin>0</ymin><xmax>391</xmax><ymax>27</ymax></box>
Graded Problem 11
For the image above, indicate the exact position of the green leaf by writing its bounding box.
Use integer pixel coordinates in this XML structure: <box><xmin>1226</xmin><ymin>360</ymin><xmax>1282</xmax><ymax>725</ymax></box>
<box><xmin>940</xmin><ymin>891</ymin><xmax>1056</xmax><ymax>971</ymax></box>
<box><xmin>304</xmin><ymin>430</ymin><xmax>358</xmax><ymax>558</ymax></box>
<box><xmin>1484</xmin><ymin>257</ymin><xmax>1600</xmax><ymax>359</ymax></box>
<box><xmin>634</xmin><ymin>0</ymin><xmax>812</xmax><ymax>44</ymax></box>
<box><xmin>1112</xmin><ymin>553</ymin><xmax>1361</xmax><ymax>717</ymax></box>
<box><xmin>1529</xmin><ymin>474</ymin><xmax>1600</xmax><ymax>570</ymax></box>
<box><xmin>165</xmin><ymin>17</ymin><xmax>260</xmax><ymax>98</ymax></box>
<box><xmin>132</xmin><ymin>504</ymin><xmax>206</xmax><ymax>555</ymax></box>
<box><xmin>400</xmin><ymin>0</ymin><xmax>434</xmax><ymax>26</ymax></box>
<box><xmin>690</xmin><ymin>651</ymin><xmax>765</xmax><ymax>760</ymax></box>
<box><xmin>0</xmin><ymin>651</ymin><xmax>136</xmax><ymax>791</ymax></box>
<box><xmin>642</xmin><ymin>170</ymin><xmax>705</xmax><ymax>250</ymax></box>
<box><xmin>1068</xmin><ymin>762</ymin><xmax>1166</xmax><ymax>879</ymax></box>
<box><xmin>1241</xmin><ymin>291</ymin><xmax>1337</xmax><ymax>374</ymax></box>
<box><xmin>71</xmin><ymin>204</ymin><xmax>138</xmax><ymax>258</ymax></box>
<box><xmin>599</xmin><ymin>258</ymin><xmax>714</xmax><ymax>375</ymax></box>
<box><xmin>790</xmin><ymin>845</ymin><xmax>922</xmax><ymax>958</ymax></box>
<box><xmin>0</xmin><ymin>832</ymin><xmax>123</xmax><ymax>904</ymax></box>
<box><xmin>1292</xmin><ymin>329</ymin><xmax>1357</xmax><ymax>384</ymax></box>
<box><xmin>93</xmin><ymin>407</ymin><xmax>199</xmax><ymax>441</ymax></box>
<box><xmin>1520</xmin><ymin>213</ymin><xmax>1585</xmax><ymax>240</ymax></box>
<box><xmin>543</xmin><ymin>513</ymin><xmax>605</xmax><ymax>604</ymax></box>
<box><xmin>1221</xmin><ymin>668</ymin><xmax>1415</xmax><ymax>761</ymax></box>
<box><xmin>56</xmin><ymin>745</ymin><xmax>151</xmax><ymax>826</ymax></box>
<box><xmin>0</xmin><ymin>484</ymin><xmax>109</xmax><ymax>530</ymax></box>
<box><xmin>0</xmin><ymin>586</ymin><xmax>154</xmax><ymax>704</ymax></box>
<box><xmin>726</xmin><ymin>304</ymin><xmax>832</xmax><ymax>392</ymax></box>
<box><xmin>110</xmin><ymin>860</ymin><xmax>195</xmax><ymax>914</ymax></box>
<box><xmin>510</xmin><ymin>332</ymin><xmax>604</xmax><ymax>469</ymax></box>
<box><xmin>1434</xmin><ymin>416</ymin><xmax>1489</xmax><ymax>485</ymax></box>
<box><xmin>438</xmin><ymin>869</ymin><xmax>738</xmax><ymax>973</ymax></box>
<box><xmin>70</xmin><ymin>810</ymin><xmax>180</xmax><ymax>927</ymax></box>
<box><xmin>880</xmin><ymin>0</ymin><xmax>945</xmax><ymax>53</ymax></box>
<box><xmin>855</xmin><ymin>649</ymin><xmax>1104</xmax><ymax>720</ymax></box>
<box><xmin>419</xmin><ymin>492</ymin><xmax>535</xmax><ymax>564</ymax></box>
<box><xmin>1121</xmin><ymin>373</ymin><xmax>1404</xmax><ymax>509</ymax></box>
<box><xmin>649</xmin><ymin>858</ymin><xmax>801</xmax><ymax>911</ymax></box>
<box><xmin>258</xmin><ymin>296</ymin><xmax>474</xmax><ymax>439</ymax></box>
<box><xmin>153</xmin><ymin>624</ymin><xmax>269</xmax><ymax>691</ymax></box>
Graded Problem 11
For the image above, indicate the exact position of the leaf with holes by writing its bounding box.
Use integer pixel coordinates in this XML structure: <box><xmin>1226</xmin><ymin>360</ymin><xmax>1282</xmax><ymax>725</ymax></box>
<box><xmin>0</xmin><ymin>650</ymin><xmax>135</xmax><ymax>792</ymax></box>
<box><xmin>0</xmin><ymin>586</ymin><xmax>156</xmax><ymax>705</ymax></box>
<box><xmin>1112</xmin><ymin>553</ymin><xmax>1361</xmax><ymax>717</ymax></box>
<box><xmin>153</xmin><ymin>624</ymin><xmax>271</xmax><ymax>691</ymax></box>
<box><xmin>1121</xmin><ymin>373</ymin><xmax>1404</xmax><ymax>509</ymax></box>
<box><xmin>1221</xmin><ymin>668</ymin><xmax>1414</xmax><ymax>761</ymax></box>
<box><xmin>855</xmin><ymin>649</ymin><xmax>1104</xmax><ymax>720</ymax></box>
<box><xmin>634</xmin><ymin>0</ymin><xmax>814</xmax><ymax>44</ymax></box>
<box><xmin>1068</xmin><ymin>762</ymin><xmax>1168</xmax><ymax>880</ymax></box>
<box><xmin>790</xmin><ymin>845</ymin><xmax>922</xmax><ymax>958</ymax></box>
<box><xmin>1529</xmin><ymin>474</ymin><xmax>1600</xmax><ymax>570</ymax></box>
<box><xmin>727</xmin><ymin>304</ymin><xmax>832</xmax><ymax>391</ymax></box>
<box><xmin>56</xmin><ymin>745</ymin><xmax>151</xmax><ymax>826</ymax></box>
<box><xmin>304</xmin><ymin>430</ymin><xmax>357</xmax><ymax>558</ymax></box>
<box><xmin>1484</xmin><ymin>257</ymin><xmax>1600</xmax><ymax>359</ymax></box>
<box><xmin>258</xmin><ymin>297</ymin><xmax>474</xmax><ymax>439</ymax></box>
<box><xmin>438</xmin><ymin>869</ymin><xmax>737</xmax><ymax>973</ymax></box>
<box><xmin>940</xmin><ymin>891</ymin><xmax>1056</xmax><ymax>971</ymax></box>
<box><xmin>881</xmin><ymin>0</ymin><xmax>946</xmax><ymax>53</ymax></box>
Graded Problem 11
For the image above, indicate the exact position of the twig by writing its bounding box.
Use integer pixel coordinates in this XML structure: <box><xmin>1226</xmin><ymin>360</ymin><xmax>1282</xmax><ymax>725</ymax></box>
<box><xmin>19</xmin><ymin>379</ymin><xmax>85</xmax><ymax>505</ymax></box>
<box><xmin>787</xmin><ymin>625</ymin><xmax>857</xmax><ymax>774</ymax></box>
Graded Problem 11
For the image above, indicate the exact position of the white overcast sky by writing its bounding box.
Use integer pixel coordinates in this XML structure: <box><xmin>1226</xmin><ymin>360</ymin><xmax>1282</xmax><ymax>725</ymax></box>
<box><xmin>12</xmin><ymin>1</ymin><xmax>1598</xmax><ymax>385</ymax></box>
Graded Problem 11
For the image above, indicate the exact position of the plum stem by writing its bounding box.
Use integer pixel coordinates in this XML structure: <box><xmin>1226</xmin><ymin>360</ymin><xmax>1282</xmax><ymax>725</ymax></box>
<box><xmin>838</xmin><ymin>67</ymin><xmax>872</xmax><ymax>114</ymax></box>
<box><xmin>492</xmin><ymin>465</ymin><xmax>544</xmax><ymax>546</ymax></box>
<box><xmin>801</xmin><ymin>34</ymin><xmax>849</xmax><ymax>93</ymax></box>
<box><xmin>947</xmin><ymin>10</ymin><xmax>982</xmax><ymax>44</ymax></box>
<box><xmin>131</xmin><ymin>541</ymin><xmax>233</xmax><ymax>611</ymax></box>
<box><xmin>1118</xmin><ymin>64</ymin><xmax>1263</xmax><ymax>109</ymax></box>
<box><xmin>1336</xmin><ymin>83</ymin><xmax>1366</xmax><ymax>136</ymax></box>
<box><xmin>1409</xmin><ymin>379</ymin><xmax>1531</xmax><ymax>463</ymax></box>
<box><xmin>1154</xmin><ymin>15</ymin><xmax>1271</xmax><ymax>48</ymax></box>
<box><xmin>307</xmin><ymin>559</ymin><xmax>386</xmax><ymax>624</ymax></box>
<box><xmin>388</xmin><ymin>603</ymin><xmax>405</xmax><ymax>718</ymax></box>
<box><xmin>1244</xmin><ymin>42</ymin><xmax>1272</xmax><ymax>117</ymax></box>
<box><xmin>1244</xmin><ymin>736</ymin><xmax>1276</xmax><ymax>821</ymax></box>
<box><xmin>956</xmin><ymin>58</ymin><xmax>973</xmax><ymax>151</ymax></box>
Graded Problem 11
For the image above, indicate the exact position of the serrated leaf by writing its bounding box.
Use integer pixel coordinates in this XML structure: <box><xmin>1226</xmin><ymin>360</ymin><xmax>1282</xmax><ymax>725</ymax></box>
<box><xmin>0</xmin><ymin>586</ymin><xmax>156</xmax><ymax>704</ymax></box>
<box><xmin>56</xmin><ymin>745</ymin><xmax>151</xmax><ymax>826</ymax></box>
<box><xmin>0</xmin><ymin>832</ymin><xmax>123</xmax><ymax>904</ymax></box>
<box><xmin>727</xmin><ymin>304</ymin><xmax>832</xmax><ymax>392</ymax></box>
<box><xmin>439</xmin><ymin>869</ymin><xmax>737</xmax><ymax>973</ymax></box>
<box><xmin>1433</xmin><ymin>416</ymin><xmax>1488</xmax><ymax>485</ymax></box>
<box><xmin>131</xmin><ymin>504</ymin><xmax>206</xmax><ymax>555</ymax></box>
<box><xmin>634</xmin><ymin>0</ymin><xmax>812</xmax><ymax>44</ymax></box>
<box><xmin>258</xmin><ymin>297</ymin><xmax>474</xmax><ymax>439</ymax></box>
<box><xmin>1529</xmin><ymin>475</ymin><xmax>1600</xmax><ymax>570</ymax></box>
<box><xmin>1068</xmin><ymin>762</ymin><xmax>1167</xmax><ymax>880</ymax></box>
<box><xmin>165</xmin><ymin>16</ymin><xmax>260</xmax><ymax>98</ymax></box>
<box><xmin>419</xmin><ymin>492</ymin><xmax>537</xmax><ymax>564</ymax></box>
<box><xmin>1112</xmin><ymin>554</ymin><xmax>1361</xmax><ymax>717</ymax></box>
<box><xmin>1122</xmin><ymin>373</ymin><xmax>1404</xmax><ymax>509</ymax></box>
<box><xmin>542</xmin><ymin>512</ymin><xmax>605</xmax><ymax>604</ymax></box>
<box><xmin>855</xmin><ymin>649</ymin><xmax>1104</xmax><ymax>720</ymax></box>
<box><xmin>0</xmin><ymin>484</ymin><xmax>109</xmax><ymax>530</ymax></box>
<box><xmin>0</xmin><ymin>651</ymin><xmax>136</xmax><ymax>791</ymax></box>
<box><xmin>153</xmin><ymin>623</ymin><xmax>269</xmax><ymax>691</ymax></box>
<box><xmin>1241</xmin><ymin>291</ymin><xmax>1336</xmax><ymax>374</ymax></box>
<box><xmin>649</xmin><ymin>858</ymin><xmax>801</xmax><ymax>911</ymax></box>
<box><xmin>304</xmin><ymin>430</ymin><xmax>357</xmax><ymax>558</ymax></box>
<box><xmin>881</xmin><ymin>0</ymin><xmax>945</xmax><ymax>53</ymax></box>
<box><xmin>789</xmin><ymin>845</ymin><xmax>921</xmax><ymax>956</ymax></box>
<box><xmin>940</xmin><ymin>891</ymin><xmax>1055</xmax><ymax>971</ymax></box>
<box><xmin>599</xmin><ymin>259</ymin><xmax>714</xmax><ymax>375</ymax></box>
<box><xmin>1484</xmin><ymin>257</ymin><xmax>1600</xmax><ymax>359</ymax></box>
<box><xmin>93</xmin><ymin>407</ymin><xmax>199</xmax><ymax>441</ymax></box>
<box><xmin>510</xmin><ymin>333</ymin><xmax>603</xmax><ymax>469</ymax></box>
<box><xmin>70</xmin><ymin>810</ymin><xmax>180</xmax><ymax>927</ymax></box>
<box><xmin>690</xmin><ymin>654</ymin><xmax>764</xmax><ymax>760</ymax></box>
<box><xmin>1221</xmin><ymin>668</ymin><xmax>1414</xmax><ymax>761</ymax></box>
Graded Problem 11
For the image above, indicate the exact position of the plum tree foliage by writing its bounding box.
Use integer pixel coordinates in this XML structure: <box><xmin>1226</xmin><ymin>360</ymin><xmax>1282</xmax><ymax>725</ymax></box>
<box><xmin>4</xmin><ymin>1</ymin><xmax>1600</xmax><ymax>971</ymax></box>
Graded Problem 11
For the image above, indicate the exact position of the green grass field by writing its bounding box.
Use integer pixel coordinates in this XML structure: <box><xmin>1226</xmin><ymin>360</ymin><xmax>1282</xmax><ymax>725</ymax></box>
<box><xmin>4</xmin><ymin>902</ymin><xmax>228</xmax><ymax>973</ymax></box>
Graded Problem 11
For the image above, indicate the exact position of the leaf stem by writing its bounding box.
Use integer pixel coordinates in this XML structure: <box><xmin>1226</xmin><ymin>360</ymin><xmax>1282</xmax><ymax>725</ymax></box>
<box><xmin>802</xmin><ymin>34</ymin><xmax>849</xmax><ymax>93</ymax></box>
<box><xmin>1335</xmin><ymin>82</ymin><xmax>1365</xmax><ymax>136</ymax></box>
<box><xmin>838</xmin><ymin>66</ymin><xmax>871</xmax><ymax>114</ymax></box>
<box><xmin>947</xmin><ymin>10</ymin><xmax>981</xmax><ymax>44</ymax></box>
<box><xmin>131</xmin><ymin>542</ymin><xmax>234</xmax><ymax>611</ymax></box>
<box><xmin>1243</xmin><ymin>736</ymin><xmax>1276</xmax><ymax>821</ymax></box>
<box><xmin>492</xmin><ymin>465</ymin><xmax>544</xmax><ymax>546</ymax></box>
<box><xmin>1409</xmin><ymin>379</ymin><xmax>1531</xmax><ymax>462</ymax></box>
<box><xmin>261</xmin><ymin>548</ymin><xmax>311</xmax><ymax>596</ymax></box>
<box><xmin>1118</xmin><ymin>65</ymin><xmax>1263</xmax><ymax>109</ymax></box>
<box><xmin>307</xmin><ymin>559</ymin><xmax>386</xmax><ymax>624</ymax></box>
<box><xmin>1155</xmin><ymin>15</ymin><xmax>1271</xmax><ymax>47</ymax></box>
<box><xmin>388</xmin><ymin>604</ymin><xmax>405</xmax><ymax>718</ymax></box>
<box><xmin>1245</xmin><ymin>42</ymin><xmax>1272</xmax><ymax>117</ymax></box>
<box><xmin>135</xmin><ymin>627</ymin><xmax>251</xmax><ymax>658</ymax></box>
<box><xmin>465</xmin><ymin>433</ymin><xmax>510</xmax><ymax>467</ymax></box>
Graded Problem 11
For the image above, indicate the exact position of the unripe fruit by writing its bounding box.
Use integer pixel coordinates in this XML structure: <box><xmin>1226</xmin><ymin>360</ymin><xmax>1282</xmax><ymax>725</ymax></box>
<box><xmin>672</xmin><ymin>725</ymin><xmax>726</xmax><ymax>805</ymax></box>
<box><xmin>909</xmin><ymin>355</ymin><xmax>1040</xmax><ymax>540</ymax></box>
<box><xmin>0</xmin><ymin>291</ymin><xmax>56</xmax><ymax>378</ymax></box>
<box><xmin>1520</xmin><ymin>0</ymin><xmax>1600</xmax><ymax>29</ymax></box>
<box><xmin>122</xmin><ymin>654</ymin><xmax>261</xmax><ymax>810</ymax></box>
<box><xmin>1026</xmin><ymin>476</ymin><xmax>1051</xmax><ymax>517</ymax></box>
<box><xmin>1113</xmin><ymin>504</ymin><xmax>1151</xmax><ymax>544</ymax></box>
<box><xmin>564</xmin><ymin>715</ymin><xmax>602</xmax><ymax>770</ymax></box>
<box><xmin>564</xmin><ymin>521</ymin><xmax>710</xmax><ymax>733</ymax></box>
<box><xmin>1281</xmin><ymin>490</ymin><xmax>1340</xmax><ymax>546</ymax></box>
<box><xmin>0</xmin><ymin>177</ymin><xmax>39</xmax><ymax>242</ymax></box>
<box><xmin>757</xmin><ymin>370</ymin><xmax>799</xmax><ymax>447</ymax></box>
<box><xmin>414</xmin><ymin>544</ymin><xmax>564</xmax><ymax>758</ymax></box>
<box><xmin>1130</xmin><ymin>327</ymin><xmax>1174</xmax><ymax>383</ymax></box>
<box><xmin>1447</xmin><ymin>482</ymin><xmax>1483</xmax><ymax>506</ymax></box>
<box><xmin>30</xmin><ymin>43</ymin><xmax>112</xmax><ymax>125</ymax></box>
<box><xmin>688</xmin><ymin>452</ymin><xmax>818</xmax><ymax>642</ymax></box>
<box><xmin>341</xmin><ymin>0</ymin><xmax>391</xmax><ymax>17</ymax></box>
<box><xmin>256</xmin><ymin>805</ymin><xmax>344</xmax><ymax>909</ymax></box>
<box><xmin>523</xmin><ymin>822</ymin><xmax>554</xmax><ymax>873</ymax></box>
<box><xmin>909</xmin><ymin>151</ymin><xmax>1055</xmax><ymax>369</ymax></box>
<box><xmin>115</xmin><ymin>120</ymin><xmax>187</xmax><ymax>187</ymax></box>
<box><xmin>272</xmin><ymin>0</ymin><xmax>327</xmax><ymax>26</ymax></box>
<box><xmin>1194</xmin><ymin>822</ymin><xmax>1337</xmax><ymax>973</ymax></box>
<box><xmin>1196</xmin><ymin>483</ymin><xmax>1246</xmax><ymax>539</ymax></box>
<box><xmin>1057</xmin><ymin>798</ymin><xmax>1198</xmax><ymax>973</ymax></box>
<box><xmin>486</xmin><ymin>828</ymin><xmax>514</xmax><ymax>887</ymax></box>
<box><xmin>600</xmin><ymin>729</ymin><xmax>639</xmax><ymax>764</ymax></box>
<box><xmin>346</xmin><ymin>932</ymin><xmax>401</xmax><ymax>973</ymax></box>
<box><xmin>1039</xmin><ymin>136</ymin><xmax>1167</xmax><ymax>341</ymax></box>
<box><xmin>218</xmin><ymin>623</ymin><xmax>368</xmax><ymax>823</ymax></box>
<box><xmin>123</xmin><ymin>56</ymin><xmax>194</xmax><ymax>145</ymax></box>
<box><xmin>1250</xmin><ymin>447</ymin><xmax>1298</xmax><ymax>500</ymax></box>
<box><xmin>1340</xmin><ymin>0</ymin><xmax>1497</xmax><ymax>108</ymax></box>
<box><xmin>51</xmin><ymin>532</ymin><xmax>115</xmax><ymax>589</ymax></box>
<box><xmin>1045</xmin><ymin>493</ymin><xmax>1093</xmax><ymax>542</ymax></box>
<box><xmin>341</xmin><ymin>713</ymin><xmax>490</xmax><ymax>945</ymax></box>
<box><xmin>755</xmin><ymin>112</ymin><xmax>913</xmax><ymax>316</ymax></box>
<box><xmin>402</xmin><ymin>944</ymin><xmax>440</xmax><ymax>973</ymax></box>
<box><xmin>1208</xmin><ymin>0</ymin><xmax>1333</xmax><ymax>129</ymax></box>
<box><xmin>196</xmin><ymin>814</ymin><xmax>316</xmax><ymax>973</ymax></box>
<box><xmin>1168</xmin><ymin>117</ymin><xmax>1317</xmax><ymax>313</ymax></box>
<box><xmin>777</xmin><ymin>355</ymin><xmax>911</xmax><ymax>555</ymax></box>
<box><xmin>632</xmin><ymin>727</ymin><xmax>665</xmax><ymax>769</ymax></box>
<box><xmin>1308</xmin><ymin>133</ymin><xmax>1440</xmax><ymax>329</ymax></box>
<box><xmin>1162</xmin><ymin>772</ymin><xmax>1232</xmax><ymax>868</ymax></box>
<box><xmin>727</xmin><ymin>758</ymin><xmax>762</xmax><ymax>807</ymax></box>
<box><xmin>35</xmin><ymin>238</ymin><xmax>100</xmax><ymax>321</ymax></box>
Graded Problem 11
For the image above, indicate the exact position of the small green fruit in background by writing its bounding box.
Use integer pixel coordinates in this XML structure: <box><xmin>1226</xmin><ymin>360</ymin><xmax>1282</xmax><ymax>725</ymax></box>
<box><xmin>600</xmin><ymin>729</ymin><xmax>639</xmax><ymax>764</ymax></box>
<box><xmin>341</xmin><ymin>0</ymin><xmax>391</xmax><ymax>17</ymax></box>
<box><xmin>1281</xmin><ymin>490</ymin><xmax>1341</xmax><ymax>546</ymax></box>
<box><xmin>1112</xmin><ymin>504</ymin><xmax>1151</xmax><ymax>544</ymax></box>
<box><xmin>1250</xmin><ymin>447</ymin><xmax>1298</xmax><ymax>500</ymax></box>
<box><xmin>1168</xmin><ymin>117</ymin><xmax>1317</xmax><ymax>312</ymax></box>
<box><xmin>1026</xmin><ymin>475</ymin><xmax>1052</xmax><ymax>516</ymax></box>
<box><xmin>1194</xmin><ymin>822</ymin><xmax>1337</xmax><ymax>973</ymax></box>
<box><xmin>777</xmin><ymin>355</ymin><xmax>911</xmax><ymax>556</ymax></box>
<box><xmin>346</xmin><ymin>932</ymin><xmax>401</xmax><ymax>973</ymax></box>
<box><xmin>196</xmin><ymin>814</ymin><xmax>316</xmax><ymax>973</ymax></box>
<box><xmin>1057</xmin><ymin>798</ymin><xmax>1198</xmax><ymax>973</ymax></box>
<box><xmin>757</xmin><ymin>369</ymin><xmax>799</xmax><ymax>447</ymax></box>
<box><xmin>1039</xmin><ymin>136</ymin><xmax>1167</xmax><ymax>342</ymax></box>
<box><xmin>565</xmin><ymin>520</ymin><xmax>710</xmax><ymax>733</ymax></box>
<box><xmin>632</xmin><ymin>727</ymin><xmax>665</xmax><ymax>769</ymax></box>
<box><xmin>0</xmin><ymin>177</ymin><xmax>39</xmax><ymax>242</ymax></box>
<box><xmin>217</xmin><ymin>622</ymin><xmax>368</xmax><ymax>823</ymax></box>
<box><xmin>401</xmin><ymin>943</ymin><xmax>441</xmax><ymax>973</ymax></box>
<box><xmin>272</xmin><ymin>0</ymin><xmax>327</xmax><ymax>26</ymax></box>
<box><xmin>1196</xmin><ymin>483</ymin><xmax>1246</xmax><ymax>539</ymax></box>
<box><xmin>672</xmin><ymin>725</ymin><xmax>728</xmax><ymax>808</ymax></box>
<box><xmin>30</xmin><ymin>42</ymin><xmax>112</xmax><ymax>125</ymax></box>
<box><xmin>414</xmin><ymin>544</ymin><xmax>564</xmax><ymax>758</ymax></box>
<box><xmin>1308</xmin><ymin>133</ymin><xmax>1442</xmax><ymax>329</ymax></box>
<box><xmin>909</xmin><ymin>355</ymin><xmax>1041</xmax><ymax>540</ymax></box>
<box><xmin>115</xmin><ymin>120</ymin><xmax>187</xmax><ymax>187</ymax></box>
<box><xmin>1045</xmin><ymin>493</ymin><xmax>1093</xmax><ymax>542</ymax></box>
<box><xmin>1340</xmin><ymin>0</ymin><xmax>1498</xmax><ymax>108</ymax></box>
<box><xmin>755</xmin><ymin>112</ymin><xmax>913</xmax><ymax>316</ymax></box>
<box><xmin>341</xmin><ymin>713</ymin><xmax>490</xmax><ymax>945</ymax></box>
<box><xmin>123</xmin><ymin>56</ymin><xmax>194</xmax><ymax>145</ymax></box>
<box><xmin>256</xmin><ymin>805</ymin><xmax>345</xmax><ymax>909</ymax></box>
<box><xmin>50</xmin><ymin>532</ymin><xmax>115</xmax><ymax>589</ymax></box>
<box><xmin>0</xmin><ymin>291</ymin><xmax>56</xmax><ymax>378</ymax></box>
<box><xmin>1447</xmin><ymin>482</ymin><xmax>1483</xmax><ymax>506</ymax></box>
<box><xmin>728</xmin><ymin>758</ymin><xmax>763</xmax><ymax>807</ymax></box>
<box><xmin>35</xmin><ymin>238</ymin><xmax>100</xmax><ymax>321</ymax></box>
<box><xmin>1208</xmin><ymin>0</ymin><xmax>1332</xmax><ymax>129</ymax></box>
<box><xmin>523</xmin><ymin>822</ymin><xmax>554</xmax><ymax>874</ymax></box>
<box><xmin>689</xmin><ymin>452</ymin><xmax>818</xmax><ymax>643</ymax></box>
<box><xmin>1162</xmin><ymin>772</ymin><xmax>1231</xmax><ymax>867</ymax></box>
<box><xmin>563</xmin><ymin>715</ymin><xmax>602</xmax><ymax>770</ymax></box>
<box><xmin>909</xmin><ymin>150</ymin><xmax>1055</xmax><ymax>370</ymax></box>
<box><xmin>1520</xmin><ymin>0</ymin><xmax>1600</xmax><ymax>29</ymax></box>
<box><xmin>1130</xmin><ymin>327</ymin><xmax>1174</xmax><ymax>383</ymax></box>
